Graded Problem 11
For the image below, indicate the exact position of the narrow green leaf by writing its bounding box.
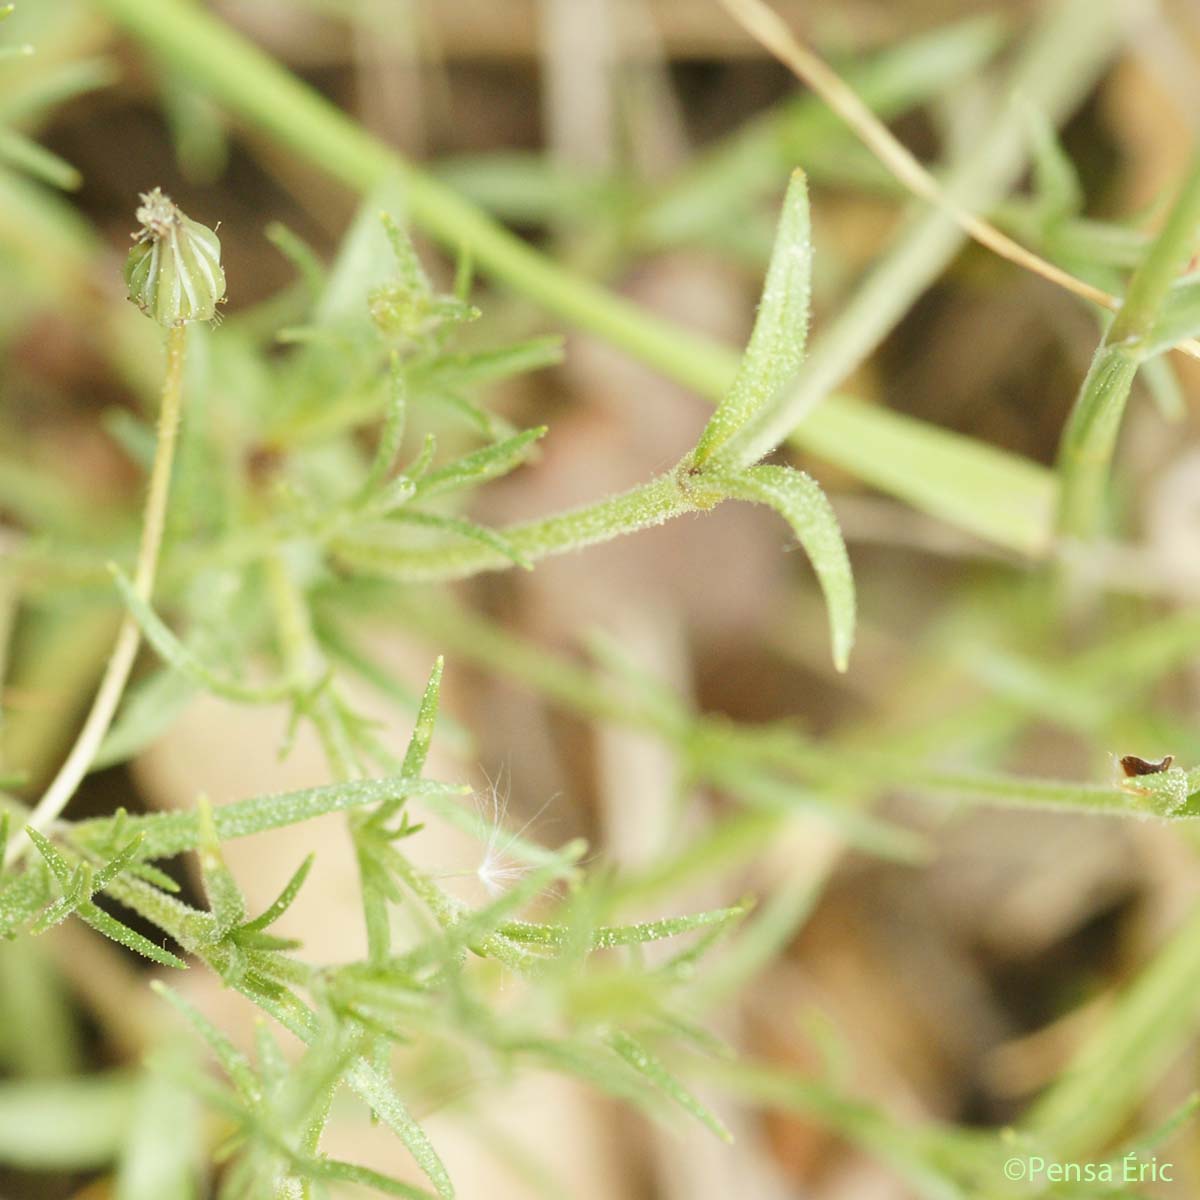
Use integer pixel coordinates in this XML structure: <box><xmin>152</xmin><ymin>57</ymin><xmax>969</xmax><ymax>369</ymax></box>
<box><xmin>406</xmin><ymin>432</ymin><xmax>437</xmax><ymax>481</ymax></box>
<box><xmin>709</xmin><ymin>464</ymin><xmax>855</xmax><ymax>671</ymax></box>
<box><xmin>346</xmin><ymin>1060</ymin><xmax>455</xmax><ymax>1199</ymax></box>
<box><xmin>160</xmin><ymin>73</ymin><xmax>228</xmax><ymax>183</ymax></box>
<box><xmin>240</xmin><ymin>854</ymin><xmax>314</xmax><ymax>932</ymax></box>
<box><xmin>27</xmin><ymin>827</ymin><xmax>71</xmax><ymax>887</ymax></box>
<box><xmin>31</xmin><ymin>881</ymin><xmax>83</xmax><ymax>934</ymax></box>
<box><xmin>77</xmin><ymin>901</ymin><xmax>187</xmax><ymax>968</ymax></box>
<box><xmin>153</xmin><ymin>982</ymin><xmax>261</xmax><ymax>1104</ymax></box>
<box><xmin>360</xmin><ymin>475</ymin><xmax>417</xmax><ymax>518</ymax></box>
<box><xmin>379</xmin><ymin>211</ymin><xmax>434</xmax><ymax>298</ymax></box>
<box><xmin>128</xmin><ymin>862</ymin><xmax>180</xmax><ymax>893</ymax></box>
<box><xmin>710</xmin><ymin>1061</ymin><xmax>967</xmax><ymax>1200</ymax></box>
<box><xmin>435</xmin><ymin>840</ymin><xmax>588</xmax><ymax>960</ymax></box>
<box><xmin>73</xmin><ymin>777</ymin><xmax>459</xmax><ymax>861</ymax></box>
<box><xmin>254</xmin><ymin>1022</ymin><xmax>289</xmax><ymax>1089</ymax></box>
<box><xmin>312</xmin><ymin>617</ymin><xmax>472</xmax><ymax>756</ymax></box>
<box><xmin>693</xmin><ymin>170</ymin><xmax>811</xmax><ymax>468</ymax></box>
<box><xmin>500</xmin><ymin>905</ymin><xmax>747</xmax><ymax>950</ymax></box>
<box><xmin>356</xmin><ymin>838</ymin><xmax>398</xmax><ymax>961</ymax></box>
<box><xmin>1118</xmin><ymin>1091</ymin><xmax>1200</xmax><ymax>1159</ymax></box>
<box><xmin>93</xmin><ymin>834</ymin><xmax>147</xmax><ymax>891</ymax></box>
<box><xmin>402</xmin><ymin>657</ymin><xmax>443</xmax><ymax>782</ymax></box>
<box><xmin>103</xmin><ymin>408</ymin><xmax>156</xmax><ymax>469</ymax></box>
<box><xmin>415</xmin><ymin>426</ymin><xmax>547</xmax><ymax>499</ymax></box>
<box><xmin>1141</xmin><ymin>353</ymin><xmax>1186</xmax><ymax>422</ymax></box>
<box><xmin>308</xmin><ymin>1157</ymin><xmax>437</xmax><ymax>1198</ymax></box>
<box><xmin>0</xmin><ymin>868</ymin><xmax>55</xmax><ymax>940</ymax></box>
<box><xmin>453</xmin><ymin>241</ymin><xmax>474</xmax><ymax>299</ymax></box>
<box><xmin>700</xmin><ymin>758</ymin><xmax>927</xmax><ymax>861</ymax></box>
<box><xmin>607</xmin><ymin>1030</ymin><xmax>733</xmax><ymax>1143</ymax></box>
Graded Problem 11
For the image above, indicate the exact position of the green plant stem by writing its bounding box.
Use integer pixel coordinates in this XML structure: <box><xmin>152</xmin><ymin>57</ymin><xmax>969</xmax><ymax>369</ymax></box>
<box><xmin>334</xmin><ymin>472</ymin><xmax>696</xmax><ymax>582</ymax></box>
<box><xmin>1056</xmin><ymin>148</ymin><xmax>1200</xmax><ymax>537</ymax></box>
<box><xmin>94</xmin><ymin>0</ymin><xmax>1110</xmax><ymax>555</ymax></box>
<box><xmin>1109</xmin><ymin>155</ymin><xmax>1200</xmax><ymax>344</ymax></box>
<box><xmin>7</xmin><ymin>325</ymin><xmax>188</xmax><ymax>867</ymax></box>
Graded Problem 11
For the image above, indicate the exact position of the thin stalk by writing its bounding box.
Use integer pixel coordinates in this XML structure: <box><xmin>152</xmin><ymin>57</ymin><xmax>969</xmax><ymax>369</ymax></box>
<box><xmin>1057</xmin><ymin>149</ymin><xmax>1200</xmax><ymax>538</ymax></box>
<box><xmin>7</xmin><ymin>325</ymin><xmax>188</xmax><ymax>866</ymax></box>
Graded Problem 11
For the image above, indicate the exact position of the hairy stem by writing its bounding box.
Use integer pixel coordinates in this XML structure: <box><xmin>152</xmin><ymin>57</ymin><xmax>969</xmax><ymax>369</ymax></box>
<box><xmin>9</xmin><ymin>325</ymin><xmax>187</xmax><ymax>864</ymax></box>
<box><xmin>333</xmin><ymin>472</ymin><xmax>700</xmax><ymax>582</ymax></box>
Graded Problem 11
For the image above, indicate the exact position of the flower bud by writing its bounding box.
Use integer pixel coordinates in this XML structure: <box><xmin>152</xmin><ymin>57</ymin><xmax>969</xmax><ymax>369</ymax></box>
<box><xmin>124</xmin><ymin>188</ymin><xmax>225</xmax><ymax>326</ymax></box>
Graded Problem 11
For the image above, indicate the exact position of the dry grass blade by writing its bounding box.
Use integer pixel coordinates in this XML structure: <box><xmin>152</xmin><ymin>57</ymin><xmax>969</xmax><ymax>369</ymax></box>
<box><xmin>715</xmin><ymin>0</ymin><xmax>1200</xmax><ymax>361</ymax></box>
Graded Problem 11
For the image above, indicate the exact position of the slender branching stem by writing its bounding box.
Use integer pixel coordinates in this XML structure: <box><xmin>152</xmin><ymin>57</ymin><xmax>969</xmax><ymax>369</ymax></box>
<box><xmin>333</xmin><ymin>471</ymin><xmax>702</xmax><ymax>583</ymax></box>
<box><xmin>8</xmin><ymin>324</ymin><xmax>188</xmax><ymax>865</ymax></box>
<box><xmin>92</xmin><ymin>0</ymin><xmax>1113</xmax><ymax>555</ymax></box>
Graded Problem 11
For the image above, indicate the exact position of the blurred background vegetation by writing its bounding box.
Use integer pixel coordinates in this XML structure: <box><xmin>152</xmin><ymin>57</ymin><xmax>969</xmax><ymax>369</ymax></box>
<box><xmin>4</xmin><ymin>0</ymin><xmax>1200</xmax><ymax>1197</ymax></box>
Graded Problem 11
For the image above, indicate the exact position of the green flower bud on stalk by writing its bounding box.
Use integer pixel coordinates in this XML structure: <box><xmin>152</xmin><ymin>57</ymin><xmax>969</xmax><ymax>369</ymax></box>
<box><xmin>15</xmin><ymin>190</ymin><xmax>211</xmax><ymax>870</ymax></box>
<box><xmin>124</xmin><ymin>187</ymin><xmax>225</xmax><ymax>326</ymax></box>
